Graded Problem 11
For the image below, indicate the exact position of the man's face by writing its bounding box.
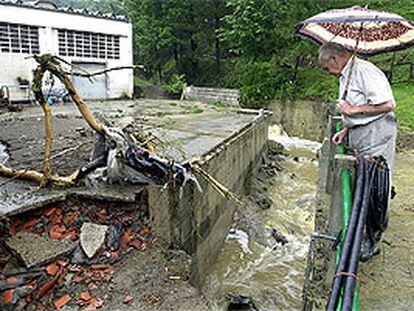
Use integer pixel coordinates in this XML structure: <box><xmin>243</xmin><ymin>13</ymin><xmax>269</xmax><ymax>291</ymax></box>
<box><xmin>320</xmin><ymin>55</ymin><xmax>343</xmax><ymax>77</ymax></box>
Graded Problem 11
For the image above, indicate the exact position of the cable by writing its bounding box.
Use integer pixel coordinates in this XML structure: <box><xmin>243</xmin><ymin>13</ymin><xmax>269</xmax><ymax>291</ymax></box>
<box><xmin>326</xmin><ymin>157</ymin><xmax>365</xmax><ymax>310</ymax></box>
<box><xmin>341</xmin><ymin>159</ymin><xmax>377</xmax><ymax>310</ymax></box>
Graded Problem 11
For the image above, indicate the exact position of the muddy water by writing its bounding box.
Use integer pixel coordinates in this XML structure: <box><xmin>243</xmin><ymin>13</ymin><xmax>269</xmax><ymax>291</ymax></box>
<box><xmin>203</xmin><ymin>127</ymin><xmax>321</xmax><ymax>310</ymax></box>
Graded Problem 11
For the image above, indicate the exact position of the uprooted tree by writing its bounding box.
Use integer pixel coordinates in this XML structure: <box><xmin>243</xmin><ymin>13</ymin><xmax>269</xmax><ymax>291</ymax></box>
<box><xmin>0</xmin><ymin>54</ymin><xmax>243</xmax><ymax>207</ymax></box>
<box><xmin>0</xmin><ymin>54</ymin><xmax>107</xmax><ymax>187</ymax></box>
<box><xmin>0</xmin><ymin>54</ymin><xmax>196</xmax><ymax>188</ymax></box>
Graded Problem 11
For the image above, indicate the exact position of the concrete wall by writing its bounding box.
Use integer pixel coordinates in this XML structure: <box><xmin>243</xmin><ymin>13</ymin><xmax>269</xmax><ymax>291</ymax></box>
<box><xmin>0</xmin><ymin>3</ymin><xmax>133</xmax><ymax>99</ymax></box>
<box><xmin>148</xmin><ymin>114</ymin><xmax>269</xmax><ymax>288</ymax></box>
<box><xmin>313</xmin><ymin>116</ymin><xmax>356</xmax><ymax>292</ymax></box>
<box><xmin>183</xmin><ymin>86</ymin><xmax>240</xmax><ymax>106</ymax></box>
<box><xmin>267</xmin><ymin>100</ymin><xmax>327</xmax><ymax>142</ymax></box>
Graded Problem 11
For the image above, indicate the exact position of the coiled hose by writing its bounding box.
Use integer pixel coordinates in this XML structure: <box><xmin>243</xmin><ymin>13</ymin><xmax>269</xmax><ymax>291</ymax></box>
<box><xmin>326</xmin><ymin>156</ymin><xmax>390</xmax><ymax>311</ymax></box>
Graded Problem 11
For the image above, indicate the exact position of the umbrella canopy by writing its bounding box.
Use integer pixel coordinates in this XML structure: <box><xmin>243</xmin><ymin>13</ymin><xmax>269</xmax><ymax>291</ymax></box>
<box><xmin>296</xmin><ymin>6</ymin><xmax>414</xmax><ymax>56</ymax></box>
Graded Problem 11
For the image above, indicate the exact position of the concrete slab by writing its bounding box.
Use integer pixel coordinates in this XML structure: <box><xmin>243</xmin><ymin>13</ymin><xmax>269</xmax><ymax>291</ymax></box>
<box><xmin>0</xmin><ymin>179</ymin><xmax>144</xmax><ymax>217</ymax></box>
<box><xmin>80</xmin><ymin>222</ymin><xmax>108</xmax><ymax>259</ymax></box>
<box><xmin>0</xmin><ymin>99</ymin><xmax>258</xmax><ymax>216</ymax></box>
<box><xmin>5</xmin><ymin>232</ymin><xmax>76</xmax><ymax>268</ymax></box>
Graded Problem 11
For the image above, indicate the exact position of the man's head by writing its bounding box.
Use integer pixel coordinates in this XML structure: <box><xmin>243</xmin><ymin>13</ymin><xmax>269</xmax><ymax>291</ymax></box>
<box><xmin>318</xmin><ymin>42</ymin><xmax>351</xmax><ymax>76</ymax></box>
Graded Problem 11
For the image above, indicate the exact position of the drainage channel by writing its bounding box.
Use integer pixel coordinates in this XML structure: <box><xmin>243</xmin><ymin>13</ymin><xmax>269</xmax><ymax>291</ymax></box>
<box><xmin>203</xmin><ymin>127</ymin><xmax>321</xmax><ymax>310</ymax></box>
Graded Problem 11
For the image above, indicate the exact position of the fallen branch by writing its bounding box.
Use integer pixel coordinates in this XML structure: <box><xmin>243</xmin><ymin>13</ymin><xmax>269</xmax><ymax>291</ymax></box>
<box><xmin>50</xmin><ymin>142</ymin><xmax>89</xmax><ymax>160</ymax></box>
<box><xmin>191</xmin><ymin>164</ymin><xmax>245</xmax><ymax>208</ymax></box>
<box><xmin>34</xmin><ymin>54</ymin><xmax>105</xmax><ymax>134</ymax></box>
<box><xmin>0</xmin><ymin>166</ymin><xmax>46</xmax><ymax>185</ymax></box>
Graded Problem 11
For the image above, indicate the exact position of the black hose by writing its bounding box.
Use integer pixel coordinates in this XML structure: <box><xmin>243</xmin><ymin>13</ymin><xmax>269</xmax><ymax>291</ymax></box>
<box><xmin>366</xmin><ymin>157</ymin><xmax>390</xmax><ymax>243</ymax></box>
<box><xmin>326</xmin><ymin>157</ymin><xmax>366</xmax><ymax>311</ymax></box>
<box><xmin>341</xmin><ymin>160</ymin><xmax>378</xmax><ymax>310</ymax></box>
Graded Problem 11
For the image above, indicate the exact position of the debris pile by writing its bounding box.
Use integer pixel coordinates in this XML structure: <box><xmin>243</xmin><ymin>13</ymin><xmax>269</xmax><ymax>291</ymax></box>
<box><xmin>0</xmin><ymin>197</ymin><xmax>151</xmax><ymax>310</ymax></box>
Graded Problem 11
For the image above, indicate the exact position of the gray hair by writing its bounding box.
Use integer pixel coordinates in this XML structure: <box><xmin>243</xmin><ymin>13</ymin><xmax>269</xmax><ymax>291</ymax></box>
<box><xmin>318</xmin><ymin>42</ymin><xmax>349</xmax><ymax>62</ymax></box>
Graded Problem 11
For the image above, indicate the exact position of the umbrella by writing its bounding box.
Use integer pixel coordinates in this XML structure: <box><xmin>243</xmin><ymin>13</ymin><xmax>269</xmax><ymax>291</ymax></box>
<box><xmin>296</xmin><ymin>5</ymin><xmax>414</xmax><ymax>56</ymax></box>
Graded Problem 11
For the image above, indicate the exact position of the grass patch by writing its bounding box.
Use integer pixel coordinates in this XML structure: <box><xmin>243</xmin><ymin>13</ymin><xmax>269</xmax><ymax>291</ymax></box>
<box><xmin>209</xmin><ymin>101</ymin><xmax>233</xmax><ymax>112</ymax></box>
<box><xmin>185</xmin><ymin>106</ymin><xmax>204</xmax><ymax>114</ymax></box>
<box><xmin>147</xmin><ymin>111</ymin><xmax>174</xmax><ymax>117</ymax></box>
<box><xmin>179</xmin><ymin>104</ymin><xmax>204</xmax><ymax>114</ymax></box>
<box><xmin>393</xmin><ymin>83</ymin><xmax>414</xmax><ymax>132</ymax></box>
<box><xmin>134</xmin><ymin>76</ymin><xmax>154</xmax><ymax>88</ymax></box>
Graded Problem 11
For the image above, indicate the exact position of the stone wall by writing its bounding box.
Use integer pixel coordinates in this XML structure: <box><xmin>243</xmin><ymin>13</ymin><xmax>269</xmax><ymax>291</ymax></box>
<box><xmin>148</xmin><ymin>113</ymin><xmax>269</xmax><ymax>288</ymax></box>
<box><xmin>183</xmin><ymin>86</ymin><xmax>240</xmax><ymax>106</ymax></box>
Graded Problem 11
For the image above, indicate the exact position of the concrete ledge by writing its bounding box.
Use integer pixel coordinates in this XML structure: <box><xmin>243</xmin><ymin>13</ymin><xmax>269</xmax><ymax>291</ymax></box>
<box><xmin>0</xmin><ymin>181</ymin><xmax>144</xmax><ymax>217</ymax></box>
<box><xmin>148</xmin><ymin>111</ymin><xmax>270</xmax><ymax>288</ymax></box>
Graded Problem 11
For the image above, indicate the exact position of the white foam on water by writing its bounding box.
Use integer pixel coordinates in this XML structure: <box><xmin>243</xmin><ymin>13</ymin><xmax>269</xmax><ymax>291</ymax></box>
<box><xmin>269</xmin><ymin>124</ymin><xmax>322</xmax><ymax>154</ymax></box>
<box><xmin>226</xmin><ymin>229</ymin><xmax>252</xmax><ymax>255</ymax></box>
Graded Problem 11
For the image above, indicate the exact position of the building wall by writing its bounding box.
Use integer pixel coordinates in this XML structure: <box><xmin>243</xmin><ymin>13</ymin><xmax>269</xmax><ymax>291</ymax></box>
<box><xmin>0</xmin><ymin>4</ymin><xmax>133</xmax><ymax>100</ymax></box>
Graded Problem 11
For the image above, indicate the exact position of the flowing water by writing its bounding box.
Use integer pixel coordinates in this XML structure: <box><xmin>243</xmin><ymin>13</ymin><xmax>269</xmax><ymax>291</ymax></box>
<box><xmin>203</xmin><ymin>126</ymin><xmax>321</xmax><ymax>310</ymax></box>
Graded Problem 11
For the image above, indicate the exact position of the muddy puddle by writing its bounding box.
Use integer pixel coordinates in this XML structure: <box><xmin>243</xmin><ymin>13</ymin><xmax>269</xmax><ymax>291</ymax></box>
<box><xmin>203</xmin><ymin>126</ymin><xmax>320</xmax><ymax>310</ymax></box>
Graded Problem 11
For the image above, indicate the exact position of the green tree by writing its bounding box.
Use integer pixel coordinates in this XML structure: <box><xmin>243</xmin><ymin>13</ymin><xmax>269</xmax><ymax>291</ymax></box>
<box><xmin>124</xmin><ymin>0</ymin><xmax>228</xmax><ymax>86</ymax></box>
<box><xmin>55</xmin><ymin>0</ymin><xmax>123</xmax><ymax>14</ymax></box>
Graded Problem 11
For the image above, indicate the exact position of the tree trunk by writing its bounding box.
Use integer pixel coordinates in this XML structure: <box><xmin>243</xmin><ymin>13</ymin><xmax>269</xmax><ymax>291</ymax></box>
<box><xmin>213</xmin><ymin>0</ymin><xmax>221</xmax><ymax>76</ymax></box>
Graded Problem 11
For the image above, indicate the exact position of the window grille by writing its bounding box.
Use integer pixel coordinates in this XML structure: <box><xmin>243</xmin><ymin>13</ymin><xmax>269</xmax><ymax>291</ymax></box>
<box><xmin>58</xmin><ymin>29</ymin><xmax>120</xmax><ymax>59</ymax></box>
<box><xmin>0</xmin><ymin>22</ymin><xmax>40</xmax><ymax>54</ymax></box>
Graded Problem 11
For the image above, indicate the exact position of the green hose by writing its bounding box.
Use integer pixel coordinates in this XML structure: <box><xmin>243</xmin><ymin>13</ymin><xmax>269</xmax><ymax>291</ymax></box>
<box><xmin>334</xmin><ymin>120</ymin><xmax>360</xmax><ymax>311</ymax></box>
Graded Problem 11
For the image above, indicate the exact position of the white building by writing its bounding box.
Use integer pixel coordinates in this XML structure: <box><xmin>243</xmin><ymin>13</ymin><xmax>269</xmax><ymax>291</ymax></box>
<box><xmin>0</xmin><ymin>0</ymin><xmax>133</xmax><ymax>100</ymax></box>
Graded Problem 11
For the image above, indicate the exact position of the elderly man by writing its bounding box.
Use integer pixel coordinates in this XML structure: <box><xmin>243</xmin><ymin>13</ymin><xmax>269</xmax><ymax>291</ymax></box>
<box><xmin>318</xmin><ymin>42</ymin><xmax>397</xmax><ymax>260</ymax></box>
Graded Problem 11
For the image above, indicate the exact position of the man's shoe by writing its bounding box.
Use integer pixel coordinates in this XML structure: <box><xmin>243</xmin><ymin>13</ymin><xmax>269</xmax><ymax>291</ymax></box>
<box><xmin>360</xmin><ymin>238</ymin><xmax>373</xmax><ymax>262</ymax></box>
<box><xmin>371</xmin><ymin>241</ymin><xmax>381</xmax><ymax>257</ymax></box>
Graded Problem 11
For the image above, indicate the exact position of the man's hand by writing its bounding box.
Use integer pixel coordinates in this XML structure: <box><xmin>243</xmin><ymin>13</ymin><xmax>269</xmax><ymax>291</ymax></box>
<box><xmin>332</xmin><ymin>128</ymin><xmax>348</xmax><ymax>145</ymax></box>
<box><xmin>337</xmin><ymin>100</ymin><xmax>359</xmax><ymax>116</ymax></box>
<box><xmin>338</xmin><ymin>99</ymin><xmax>394</xmax><ymax>116</ymax></box>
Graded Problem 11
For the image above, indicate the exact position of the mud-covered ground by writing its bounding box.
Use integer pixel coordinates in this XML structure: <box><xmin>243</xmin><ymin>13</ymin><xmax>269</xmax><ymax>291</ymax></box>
<box><xmin>360</xmin><ymin>151</ymin><xmax>414</xmax><ymax>310</ymax></box>
<box><xmin>0</xmin><ymin>99</ymin><xmax>249</xmax><ymax>175</ymax></box>
<box><xmin>0</xmin><ymin>197</ymin><xmax>209</xmax><ymax>310</ymax></box>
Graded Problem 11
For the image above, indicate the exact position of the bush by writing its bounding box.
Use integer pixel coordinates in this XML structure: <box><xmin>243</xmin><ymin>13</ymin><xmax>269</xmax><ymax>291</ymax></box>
<box><xmin>233</xmin><ymin>61</ymin><xmax>291</xmax><ymax>108</ymax></box>
<box><xmin>163</xmin><ymin>74</ymin><xmax>186</xmax><ymax>95</ymax></box>
<box><xmin>290</xmin><ymin>69</ymin><xmax>338</xmax><ymax>102</ymax></box>
<box><xmin>229</xmin><ymin>59</ymin><xmax>338</xmax><ymax>108</ymax></box>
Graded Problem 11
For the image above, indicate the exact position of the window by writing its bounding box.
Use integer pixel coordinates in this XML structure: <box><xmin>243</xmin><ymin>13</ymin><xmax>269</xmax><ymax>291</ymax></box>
<box><xmin>58</xmin><ymin>29</ymin><xmax>120</xmax><ymax>59</ymax></box>
<box><xmin>0</xmin><ymin>22</ymin><xmax>40</xmax><ymax>54</ymax></box>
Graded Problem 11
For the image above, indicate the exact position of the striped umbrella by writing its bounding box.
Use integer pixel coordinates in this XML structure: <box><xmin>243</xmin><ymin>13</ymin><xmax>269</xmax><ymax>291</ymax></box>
<box><xmin>296</xmin><ymin>6</ymin><xmax>414</xmax><ymax>56</ymax></box>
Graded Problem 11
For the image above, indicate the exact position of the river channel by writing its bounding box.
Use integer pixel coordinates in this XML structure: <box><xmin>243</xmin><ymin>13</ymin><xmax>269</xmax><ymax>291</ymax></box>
<box><xmin>203</xmin><ymin>126</ymin><xmax>321</xmax><ymax>310</ymax></box>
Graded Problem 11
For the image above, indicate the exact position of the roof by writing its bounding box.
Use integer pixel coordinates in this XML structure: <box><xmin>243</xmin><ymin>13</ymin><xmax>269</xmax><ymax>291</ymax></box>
<box><xmin>0</xmin><ymin>0</ymin><xmax>130</xmax><ymax>23</ymax></box>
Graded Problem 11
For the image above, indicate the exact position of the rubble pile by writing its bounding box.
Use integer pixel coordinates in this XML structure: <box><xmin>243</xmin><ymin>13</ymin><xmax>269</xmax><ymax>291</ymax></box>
<box><xmin>0</xmin><ymin>197</ymin><xmax>152</xmax><ymax>310</ymax></box>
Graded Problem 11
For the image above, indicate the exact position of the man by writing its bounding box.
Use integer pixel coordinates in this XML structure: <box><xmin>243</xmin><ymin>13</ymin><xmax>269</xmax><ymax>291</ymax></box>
<box><xmin>318</xmin><ymin>42</ymin><xmax>398</xmax><ymax>260</ymax></box>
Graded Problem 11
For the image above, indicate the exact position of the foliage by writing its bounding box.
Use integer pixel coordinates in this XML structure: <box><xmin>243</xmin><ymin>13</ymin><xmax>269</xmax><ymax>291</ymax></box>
<box><xmin>163</xmin><ymin>74</ymin><xmax>186</xmax><ymax>95</ymax></box>
<box><xmin>234</xmin><ymin>60</ymin><xmax>290</xmax><ymax>107</ymax></box>
<box><xmin>123</xmin><ymin>0</ymin><xmax>225</xmax><ymax>85</ymax></box>
<box><xmin>134</xmin><ymin>75</ymin><xmax>154</xmax><ymax>88</ymax></box>
<box><xmin>55</xmin><ymin>0</ymin><xmax>123</xmax><ymax>14</ymax></box>
<box><xmin>60</xmin><ymin>0</ymin><xmax>414</xmax><ymax>130</ymax></box>
<box><xmin>393</xmin><ymin>83</ymin><xmax>414</xmax><ymax>132</ymax></box>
